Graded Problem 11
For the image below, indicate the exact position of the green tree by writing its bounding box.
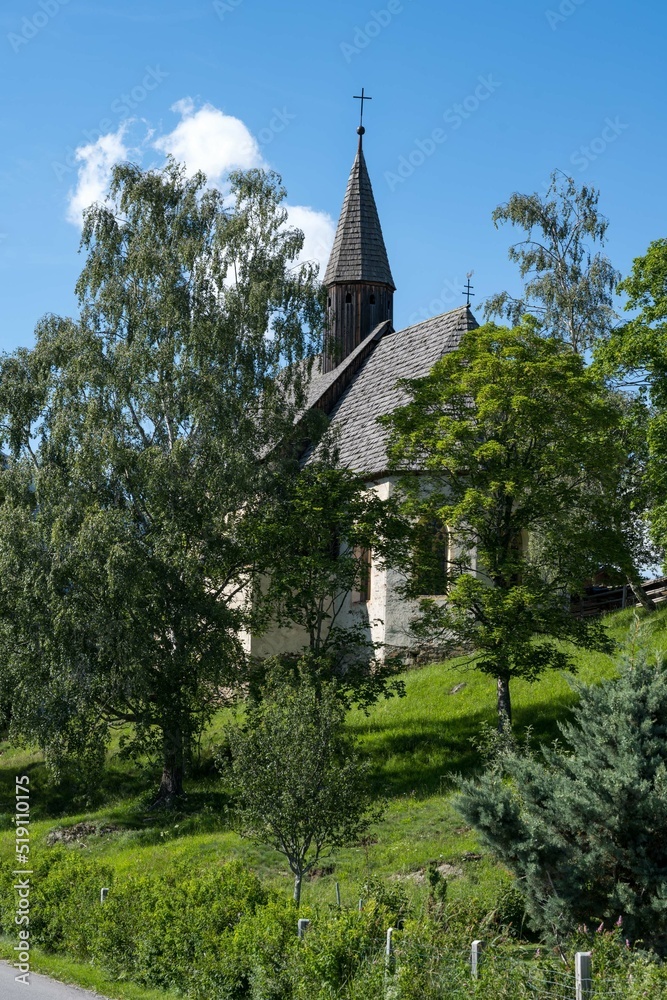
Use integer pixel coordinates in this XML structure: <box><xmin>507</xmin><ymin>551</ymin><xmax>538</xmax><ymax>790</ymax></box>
<box><xmin>457</xmin><ymin>629</ymin><xmax>667</xmax><ymax>951</ymax></box>
<box><xmin>572</xmin><ymin>394</ymin><xmax>661</xmax><ymax>612</ymax></box>
<box><xmin>384</xmin><ymin>321</ymin><xmax>620</xmax><ymax>727</ymax></box>
<box><xmin>597</xmin><ymin>238</ymin><xmax>667</xmax><ymax>561</ymax></box>
<box><xmin>485</xmin><ymin>170</ymin><xmax>620</xmax><ymax>353</ymax></box>
<box><xmin>224</xmin><ymin>673</ymin><xmax>379</xmax><ymax>905</ymax></box>
<box><xmin>485</xmin><ymin>173</ymin><xmax>657</xmax><ymax>605</ymax></box>
<box><xmin>0</xmin><ymin>160</ymin><xmax>323</xmax><ymax>803</ymax></box>
<box><xmin>251</xmin><ymin>454</ymin><xmax>410</xmax><ymax>710</ymax></box>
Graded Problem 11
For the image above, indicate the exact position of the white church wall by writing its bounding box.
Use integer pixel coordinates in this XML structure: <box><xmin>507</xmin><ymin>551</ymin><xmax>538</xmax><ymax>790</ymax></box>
<box><xmin>239</xmin><ymin>475</ymin><xmax>480</xmax><ymax>665</ymax></box>
<box><xmin>334</xmin><ymin>477</ymin><xmax>391</xmax><ymax>653</ymax></box>
<box><xmin>237</xmin><ymin>571</ymin><xmax>312</xmax><ymax>660</ymax></box>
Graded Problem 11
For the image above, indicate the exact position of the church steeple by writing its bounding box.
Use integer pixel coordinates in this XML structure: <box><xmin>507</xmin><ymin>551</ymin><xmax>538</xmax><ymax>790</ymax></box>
<box><xmin>322</xmin><ymin>121</ymin><xmax>395</xmax><ymax>372</ymax></box>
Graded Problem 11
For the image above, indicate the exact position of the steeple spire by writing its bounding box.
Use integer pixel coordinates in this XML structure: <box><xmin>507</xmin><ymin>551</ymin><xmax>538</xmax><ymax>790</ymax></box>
<box><xmin>322</xmin><ymin>103</ymin><xmax>395</xmax><ymax>371</ymax></box>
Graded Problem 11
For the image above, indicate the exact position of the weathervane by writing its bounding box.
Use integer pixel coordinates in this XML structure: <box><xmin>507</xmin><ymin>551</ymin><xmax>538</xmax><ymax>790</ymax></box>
<box><xmin>354</xmin><ymin>87</ymin><xmax>372</xmax><ymax>135</ymax></box>
<box><xmin>463</xmin><ymin>271</ymin><xmax>475</xmax><ymax>306</ymax></box>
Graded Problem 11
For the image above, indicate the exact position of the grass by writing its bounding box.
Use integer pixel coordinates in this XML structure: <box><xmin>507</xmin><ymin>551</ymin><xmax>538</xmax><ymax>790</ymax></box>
<box><xmin>1</xmin><ymin>605</ymin><xmax>666</xmax><ymax>992</ymax></box>
<box><xmin>0</xmin><ymin>938</ymin><xmax>181</xmax><ymax>999</ymax></box>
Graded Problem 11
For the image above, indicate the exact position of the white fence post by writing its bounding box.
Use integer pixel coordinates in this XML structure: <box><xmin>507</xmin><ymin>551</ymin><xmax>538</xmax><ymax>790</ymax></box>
<box><xmin>385</xmin><ymin>927</ymin><xmax>394</xmax><ymax>968</ymax></box>
<box><xmin>297</xmin><ymin>918</ymin><xmax>310</xmax><ymax>939</ymax></box>
<box><xmin>575</xmin><ymin>951</ymin><xmax>592</xmax><ymax>1000</ymax></box>
<box><xmin>384</xmin><ymin>927</ymin><xmax>396</xmax><ymax>998</ymax></box>
<box><xmin>100</xmin><ymin>887</ymin><xmax>109</xmax><ymax>903</ymax></box>
<box><xmin>471</xmin><ymin>939</ymin><xmax>484</xmax><ymax>978</ymax></box>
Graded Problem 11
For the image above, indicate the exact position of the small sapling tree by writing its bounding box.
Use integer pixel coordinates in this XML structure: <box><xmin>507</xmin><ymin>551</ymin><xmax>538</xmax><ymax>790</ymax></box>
<box><xmin>224</xmin><ymin>672</ymin><xmax>380</xmax><ymax>905</ymax></box>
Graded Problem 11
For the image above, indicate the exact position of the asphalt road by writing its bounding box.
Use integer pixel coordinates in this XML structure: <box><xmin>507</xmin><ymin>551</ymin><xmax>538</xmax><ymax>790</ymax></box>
<box><xmin>0</xmin><ymin>961</ymin><xmax>110</xmax><ymax>999</ymax></box>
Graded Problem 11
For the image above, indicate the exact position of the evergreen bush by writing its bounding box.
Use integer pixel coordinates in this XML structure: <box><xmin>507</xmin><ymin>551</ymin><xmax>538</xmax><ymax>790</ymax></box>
<box><xmin>457</xmin><ymin>637</ymin><xmax>667</xmax><ymax>950</ymax></box>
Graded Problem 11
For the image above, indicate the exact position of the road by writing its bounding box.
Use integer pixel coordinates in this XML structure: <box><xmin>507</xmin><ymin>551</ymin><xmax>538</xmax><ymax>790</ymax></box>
<box><xmin>0</xmin><ymin>962</ymin><xmax>110</xmax><ymax>999</ymax></box>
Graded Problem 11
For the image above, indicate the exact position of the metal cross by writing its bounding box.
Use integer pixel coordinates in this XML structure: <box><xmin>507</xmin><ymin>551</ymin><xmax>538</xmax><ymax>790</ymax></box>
<box><xmin>463</xmin><ymin>271</ymin><xmax>475</xmax><ymax>306</ymax></box>
<box><xmin>354</xmin><ymin>88</ymin><xmax>373</xmax><ymax>129</ymax></box>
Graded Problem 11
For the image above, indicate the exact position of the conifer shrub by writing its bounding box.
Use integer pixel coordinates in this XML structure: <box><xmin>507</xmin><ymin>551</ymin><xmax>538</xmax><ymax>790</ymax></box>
<box><xmin>457</xmin><ymin>641</ymin><xmax>667</xmax><ymax>950</ymax></box>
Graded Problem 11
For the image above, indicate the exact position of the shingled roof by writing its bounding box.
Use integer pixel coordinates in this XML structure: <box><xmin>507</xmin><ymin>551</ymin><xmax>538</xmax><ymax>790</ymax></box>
<box><xmin>306</xmin><ymin>304</ymin><xmax>478</xmax><ymax>476</ymax></box>
<box><xmin>323</xmin><ymin>139</ymin><xmax>395</xmax><ymax>289</ymax></box>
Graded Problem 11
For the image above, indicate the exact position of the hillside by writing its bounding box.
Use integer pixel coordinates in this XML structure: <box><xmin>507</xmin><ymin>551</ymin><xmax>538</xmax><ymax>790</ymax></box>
<box><xmin>1</xmin><ymin>605</ymin><xmax>666</xmax><ymax>998</ymax></box>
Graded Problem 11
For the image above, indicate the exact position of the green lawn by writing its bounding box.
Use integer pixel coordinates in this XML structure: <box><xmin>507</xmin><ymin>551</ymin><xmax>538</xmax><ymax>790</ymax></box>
<box><xmin>0</xmin><ymin>939</ymin><xmax>181</xmax><ymax>1000</ymax></box>
<box><xmin>1</xmin><ymin>604</ymin><xmax>665</xmax><ymax>919</ymax></box>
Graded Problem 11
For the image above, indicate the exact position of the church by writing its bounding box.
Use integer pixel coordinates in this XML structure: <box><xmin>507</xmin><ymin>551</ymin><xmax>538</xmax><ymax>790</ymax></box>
<box><xmin>248</xmin><ymin>120</ymin><xmax>480</xmax><ymax>661</ymax></box>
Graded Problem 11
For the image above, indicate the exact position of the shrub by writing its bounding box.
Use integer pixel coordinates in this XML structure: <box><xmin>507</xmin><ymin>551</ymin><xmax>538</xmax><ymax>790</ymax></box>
<box><xmin>0</xmin><ymin>849</ymin><xmax>114</xmax><ymax>955</ymax></box>
<box><xmin>0</xmin><ymin>849</ymin><xmax>268</xmax><ymax>994</ymax></box>
<box><xmin>457</xmin><ymin>642</ymin><xmax>667</xmax><ymax>950</ymax></box>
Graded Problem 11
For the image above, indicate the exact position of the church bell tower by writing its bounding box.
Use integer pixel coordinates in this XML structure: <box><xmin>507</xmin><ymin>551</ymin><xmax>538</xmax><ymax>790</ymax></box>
<box><xmin>322</xmin><ymin>105</ymin><xmax>395</xmax><ymax>373</ymax></box>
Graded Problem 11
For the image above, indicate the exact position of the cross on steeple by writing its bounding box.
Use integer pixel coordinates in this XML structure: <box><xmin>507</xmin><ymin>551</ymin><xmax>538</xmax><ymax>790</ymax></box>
<box><xmin>463</xmin><ymin>271</ymin><xmax>475</xmax><ymax>306</ymax></box>
<box><xmin>354</xmin><ymin>88</ymin><xmax>372</xmax><ymax>134</ymax></box>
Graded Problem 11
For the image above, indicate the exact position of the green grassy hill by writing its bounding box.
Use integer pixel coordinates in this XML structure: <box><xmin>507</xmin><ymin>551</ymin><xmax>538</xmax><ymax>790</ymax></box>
<box><xmin>1</xmin><ymin>605</ymin><xmax>666</xmax><ymax>997</ymax></box>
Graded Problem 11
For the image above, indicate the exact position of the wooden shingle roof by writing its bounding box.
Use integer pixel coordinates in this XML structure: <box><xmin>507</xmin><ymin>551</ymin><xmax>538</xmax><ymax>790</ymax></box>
<box><xmin>323</xmin><ymin>139</ymin><xmax>395</xmax><ymax>290</ymax></box>
<box><xmin>306</xmin><ymin>305</ymin><xmax>478</xmax><ymax>476</ymax></box>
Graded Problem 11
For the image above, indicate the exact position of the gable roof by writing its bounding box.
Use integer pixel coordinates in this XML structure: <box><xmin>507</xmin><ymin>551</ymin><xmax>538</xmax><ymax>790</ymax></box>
<box><xmin>302</xmin><ymin>320</ymin><xmax>392</xmax><ymax>416</ymax></box>
<box><xmin>306</xmin><ymin>304</ymin><xmax>478</xmax><ymax>476</ymax></box>
<box><xmin>323</xmin><ymin>140</ymin><xmax>395</xmax><ymax>290</ymax></box>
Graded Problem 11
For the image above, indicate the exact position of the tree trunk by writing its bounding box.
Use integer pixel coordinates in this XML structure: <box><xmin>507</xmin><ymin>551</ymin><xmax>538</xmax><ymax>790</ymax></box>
<box><xmin>497</xmin><ymin>676</ymin><xmax>512</xmax><ymax>731</ymax></box>
<box><xmin>627</xmin><ymin>574</ymin><xmax>657</xmax><ymax>614</ymax></box>
<box><xmin>153</xmin><ymin>726</ymin><xmax>186</xmax><ymax>807</ymax></box>
<box><xmin>293</xmin><ymin>872</ymin><xmax>303</xmax><ymax>906</ymax></box>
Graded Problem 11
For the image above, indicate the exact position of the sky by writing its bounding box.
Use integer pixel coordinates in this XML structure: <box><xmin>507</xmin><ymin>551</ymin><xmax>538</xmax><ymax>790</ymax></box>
<box><xmin>1</xmin><ymin>0</ymin><xmax>666</xmax><ymax>353</ymax></box>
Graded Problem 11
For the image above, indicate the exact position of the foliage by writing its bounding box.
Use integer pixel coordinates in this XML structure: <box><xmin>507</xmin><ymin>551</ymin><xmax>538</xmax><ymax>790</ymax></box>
<box><xmin>224</xmin><ymin>673</ymin><xmax>381</xmax><ymax>904</ymax></box>
<box><xmin>383</xmin><ymin>321</ymin><xmax>620</xmax><ymax>724</ymax></box>
<box><xmin>0</xmin><ymin>160</ymin><xmax>324</xmax><ymax>802</ymax></box>
<box><xmin>0</xmin><ymin>608</ymin><xmax>665</xmax><ymax>997</ymax></box>
<box><xmin>567</xmin><ymin>392</ymin><xmax>663</xmax><ymax>608</ymax></box>
<box><xmin>249</xmin><ymin>453</ymin><xmax>410</xmax><ymax>709</ymax></box>
<box><xmin>4</xmin><ymin>847</ymin><xmax>664</xmax><ymax>999</ymax></box>
<box><xmin>485</xmin><ymin>169</ymin><xmax>620</xmax><ymax>353</ymax></box>
<box><xmin>457</xmin><ymin>626</ymin><xmax>667</xmax><ymax>951</ymax></box>
<box><xmin>597</xmin><ymin>237</ymin><xmax>667</xmax><ymax>560</ymax></box>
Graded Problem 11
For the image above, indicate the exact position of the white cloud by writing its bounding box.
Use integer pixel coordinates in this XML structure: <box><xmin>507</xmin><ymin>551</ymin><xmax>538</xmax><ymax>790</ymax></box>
<box><xmin>64</xmin><ymin>101</ymin><xmax>335</xmax><ymax>278</ymax></box>
<box><xmin>66</xmin><ymin>127</ymin><xmax>129</xmax><ymax>227</ymax></box>
<box><xmin>154</xmin><ymin>98</ymin><xmax>264</xmax><ymax>183</ymax></box>
<box><xmin>285</xmin><ymin>204</ymin><xmax>335</xmax><ymax>279</ymax></box>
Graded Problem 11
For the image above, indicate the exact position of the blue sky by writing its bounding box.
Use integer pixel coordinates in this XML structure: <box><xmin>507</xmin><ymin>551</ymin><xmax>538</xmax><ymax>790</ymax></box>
<box><xmin>1</xmin><ymin>0</ymin><xmax>666</xmax><ymax>352</ymax></box>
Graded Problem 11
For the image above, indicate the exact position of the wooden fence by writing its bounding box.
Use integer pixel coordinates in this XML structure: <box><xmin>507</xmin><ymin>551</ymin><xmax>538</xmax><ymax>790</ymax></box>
<box><xmin>571</xmin><ymin>575</ymin><xmax>667</xmax><ymax>619</ymax></box>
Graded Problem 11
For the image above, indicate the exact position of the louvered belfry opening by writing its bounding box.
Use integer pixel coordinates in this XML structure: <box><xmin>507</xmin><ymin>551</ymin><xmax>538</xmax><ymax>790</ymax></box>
<box><xmin>322</xmin><ymin>135</ymin><xmax>395</xmax><ymax>373</ymax></box>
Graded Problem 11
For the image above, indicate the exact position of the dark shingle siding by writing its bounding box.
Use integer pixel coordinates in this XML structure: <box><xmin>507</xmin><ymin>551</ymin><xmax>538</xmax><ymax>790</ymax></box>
<box><xmin>318</xmin><ymin>305</ymin><xmax>478</xmax><ymax>475</ymax></box>
<box><xmin>323</xmin><ymin>144</ymin><xmax>395</xmax><ymax>289</ymax></box>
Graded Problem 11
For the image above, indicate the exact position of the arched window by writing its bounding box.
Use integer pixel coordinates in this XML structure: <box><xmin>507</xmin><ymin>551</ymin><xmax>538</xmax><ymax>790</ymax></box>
<box><xmin>369</xmin><ymin>294</ymin><xmax>376</xmax><ymax>305</ymax></box>
<box><xmin>412</xmin><ymin>519</ymin><xmax>449</xmax><ymax>596</ymax></box>
<box><xmin>345</xmin><ymin>292</ymin><xmax>352</xmax><ymax>304</ymax></box>
<box><xmin>351</xmin><ymin>547</ymin><xmax>372</xmax><ymax>604</ymax></box>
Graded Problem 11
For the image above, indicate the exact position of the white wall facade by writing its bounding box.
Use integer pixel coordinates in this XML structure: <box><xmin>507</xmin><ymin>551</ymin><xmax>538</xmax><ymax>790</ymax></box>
<box><xmin>244</xmin><ymin>475</ymin><xmax>459</xmax><ymax>664</ymax></box>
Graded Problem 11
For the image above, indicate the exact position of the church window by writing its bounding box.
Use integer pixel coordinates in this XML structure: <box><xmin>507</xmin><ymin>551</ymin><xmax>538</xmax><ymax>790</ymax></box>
<box><xmin>345</xmin><ymin>292</ymin><xmax>352</xmax><ymax>304</ymax></box>
<box><xmin>351</xmin><ymin>546</ymin><xmax>372</xmax><ymax>604</ymax></box>
<box><xmin>329</xmin><ymin>529</ymin><xmax>340</xmax><ymax>562</ymax></box>
<box><xmin>369</xmin><ymin>294</ymin><xmax>376</xmax><ymax>305</ymax></box>
<box><xmin>328</xmin><ymin>297</ymin><xmax>331</xmax><ymax>307</ymax></box>
<box><xmin>412</xmin><ymin>519</ymin><xmax>449</xmax><ymax>596</ymax></box>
